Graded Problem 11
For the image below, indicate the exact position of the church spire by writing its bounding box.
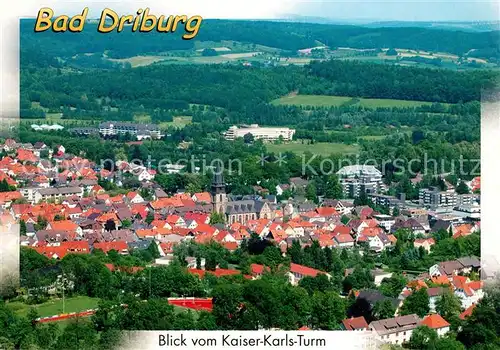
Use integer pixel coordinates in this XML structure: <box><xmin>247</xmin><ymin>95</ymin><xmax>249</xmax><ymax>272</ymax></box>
<box><xmin>211</xmin><ymin>162</ymin><xmax>227</xmax><ymax>214</ymax></box>
<box><xmin>211</xmin><ymin>162</ymin><xmax>225</xmax><ymax>188</ymax></box>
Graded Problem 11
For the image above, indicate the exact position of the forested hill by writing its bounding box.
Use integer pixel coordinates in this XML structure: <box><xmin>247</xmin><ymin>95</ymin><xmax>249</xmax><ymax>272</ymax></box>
<box><xmin>20</xmin><ymin>18</ymin><xmax>500</xmax><ymax>60</ymax></box>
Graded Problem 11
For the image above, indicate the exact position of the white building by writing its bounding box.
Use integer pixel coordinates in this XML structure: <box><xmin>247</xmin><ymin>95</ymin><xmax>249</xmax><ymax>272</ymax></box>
<box><xmin>369</xmin><ymin>314</ymin><xmax>420</xmax><ymax>346</ymax></box>
<box><xmin>337</xmin><ymin>165</ymin><xmax>384</xmax><ymax>198</ymax></box>
<box><xmin>224</xmin><ymin>124</ymin><xmax>295</xmax><ymax>142</ymax></box>
<box><xmin>99</xmin><ymin>121</ymin><xmax>162</xmax><ymax>140</ymax></box>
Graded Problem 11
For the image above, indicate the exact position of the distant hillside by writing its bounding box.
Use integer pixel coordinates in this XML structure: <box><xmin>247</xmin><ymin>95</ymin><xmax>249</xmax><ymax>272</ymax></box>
<box><xmin>20</xmin><ymin>19</ymin><xmax>500</xmax><ymax>64</ymax></box>
<box><xmin>365</xmin><ymin>20</ymin><xmax>500</xmax><ymax>32</ymax></box>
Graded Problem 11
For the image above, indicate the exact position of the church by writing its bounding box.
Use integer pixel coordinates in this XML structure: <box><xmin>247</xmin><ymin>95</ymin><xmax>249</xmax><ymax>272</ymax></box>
<box><xmin>211</xmin><ymin>167</ymin><xmax>274</xmax><ymax>225</ymax></box>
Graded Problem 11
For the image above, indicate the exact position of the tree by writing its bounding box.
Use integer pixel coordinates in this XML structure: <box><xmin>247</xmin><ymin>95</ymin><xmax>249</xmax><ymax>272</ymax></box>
<box><xmin>145</xmin><ymin>211</ymin><xmax>155</xmax><ymax>225</ymax></box>
<box><xmin>373</xmin><ymin>299</ymin><xmax>396</xmax><ymax>320</ymax></box>
<box><xmin>310</xmin><ymin>291</ymin><xmax>345</xmax><ymax>330</ymax></box>
<box><xmin>456</xmin><ymin>280</ymin><xmax>500</xmax><ymax>348</ymax></box>
<box><xmin>209</xmin><ymin>212</ymin><xmax>225</xmax><ymax>225</ymax></box>
<box><xmin>212</xmin><ymin>284</ymin><xmax>244</xmax><ymax>330</ymax></box>
<box><xmin>341</xmin><ymin>215</ymin><xmax>350</xmax><ymax>225</ymax></box>
<box><xmin>325</xmin><ymin>175</ymin><xmax>343</xmax><ymax>199</ymax></box>
<box><xmin>287</xmin><ymin>240</ymin><xmax>303</xmax><ymax>264</ymax></box>
<box><xmin>408</xmin><ymin>326</ymin><xmax>438</xmax><ymax>349</ymax></box>
<box><xmin>436</xmin><ymin>290</ymin><xmax>462</xmax><ymax>320</ymax></box>
<box><xmin>400</xmin><ymin>288</ymin><xmax>430</xmax><ymax>318</ymax></box>
<box><xmin>305</xmin><ymin>183</ymin><xmax>317</xmax><ymax>202</ymax></box>
<box><xmin>262</xmin><ymin>246</ymin><xmax>283</xmax><ymax>269</ymax></box>
<box><xmin>392</xmin><ymin>207</ymin><xmax>400</xmax><ymax>217</ymax></box>
<box><xmin>433</xmin><ymin>337</ymin><xmax>466</xmax><ymax>350</ymax></box>
<box><xmin>379</xmin><ymin>274</ymin><xmax>407</xmax><ymax>298</ymax></box>
<box><xmin>386</xmin><ymin>48</ymin><xmax>398</xmax><ymax>56</ymax></box>
<box><xmin>0</xmin><ymin>179</ymin><xmax>11</xmax><ymax>192</ymax></box>
<box><xmin>20</xmin><ymin>220</ymin><xmax>27</xmax><ymax>236</ymax></box>
<box><xmin>456</xmin><ymin>181</ymin><xmax>470</xmax><ymax>194</ymax></box>
<box><xmin>243</xmin><ymin>133</ymin><xmax>254</xmax><ymax>144</ymax></box>
<box><xmin>121</xmin><ymin>219</ymin><xmax>132</xmax><ymax>228</ymax></box>
<box><xmin>201</xmin><ymin>48</ymin><xmax>218</xmax><ymax>57</ymax></box>
<box><xmin>104</xmin><ymin>219</ymin><xmax>116</xmax><ymax>232</ymax></box>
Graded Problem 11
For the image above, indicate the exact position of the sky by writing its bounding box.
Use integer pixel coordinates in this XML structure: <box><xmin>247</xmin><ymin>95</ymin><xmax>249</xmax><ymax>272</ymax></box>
<box><xmin>14</xmin><ymin>0</ymin><xmax>500</xmax><ymax>22</ymax></box>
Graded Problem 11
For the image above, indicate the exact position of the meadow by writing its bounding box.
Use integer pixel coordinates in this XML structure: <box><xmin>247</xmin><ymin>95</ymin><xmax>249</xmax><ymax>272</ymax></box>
<box><xmin>266</xmin><ymin>141</ymin><xmax>359</xmax><ymax>157</ymax></box>
<box><xmin>272</xmin><ymin>94</ymin><xmax>440</xmax><ymax>108</ymax></box>
<box><xmin>7</xmin><ymin>296</ymin><xmax>100</xmax><ymax>318</ymax></box>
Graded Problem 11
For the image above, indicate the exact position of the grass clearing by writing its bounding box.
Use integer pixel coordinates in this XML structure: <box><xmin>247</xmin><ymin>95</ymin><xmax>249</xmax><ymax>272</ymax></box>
<box><xmin>158</xmin><ymin>116</ymin><xmax>193</xmax><ymax>129</ymax></box>
<box><xmin>7</xmin><ymin>296</ymin><xmax>100</xmax><ymax>318</ymax></box>
<box><xmin>266</xmin><ymin>141</ymin><xmax>359</xmax><ymax>156</ymax></box>
<box><xmin>108</xmin><ymin>55</ymin><xmax>167</xmax><ymax>67</ymax></box>
<box><xmin>272</xmin><ymin>94</ymin><xmax>440</xmax><ymax>109</ymax></box>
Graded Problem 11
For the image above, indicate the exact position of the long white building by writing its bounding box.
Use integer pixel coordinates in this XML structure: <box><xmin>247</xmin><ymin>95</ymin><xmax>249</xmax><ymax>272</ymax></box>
<box><xmin>224</xmin><ymin>124</ymin><xmax>295</xmax><ymax>141</ymax></box>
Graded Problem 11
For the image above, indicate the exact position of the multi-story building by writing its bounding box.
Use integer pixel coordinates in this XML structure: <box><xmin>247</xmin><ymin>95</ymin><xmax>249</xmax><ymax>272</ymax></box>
<box><xmin>368</xmin><ymin>193</ymin><xmax>404</xmax><ymax>209</ymax></box>
<box><xmin>32</xmin><ymin>186</ymin><xmax>84</xmax><ymax>204</ymax></box>
<box><xmin>369</xmin><ymin>314</ymin><xmax>420</xmax><ymax>346</ymax></box>
<box><xmin>419</xmin><ymin>187</ymin><xmax>457</xmax><ymax>209</ymax></box>
<box><xmin>99</xmin><ymin>121</ymin><xmax>162</xmax><ymax>140</ymax></box>
<box><xmin>224</xmin><ymin>124</ymin><xmax>295</xmax><ymax>141</ymax></box>
<box><xmin>337</xmin><ymin>165</ymin><xmax>383</xmax><ymax>198</ymax></box>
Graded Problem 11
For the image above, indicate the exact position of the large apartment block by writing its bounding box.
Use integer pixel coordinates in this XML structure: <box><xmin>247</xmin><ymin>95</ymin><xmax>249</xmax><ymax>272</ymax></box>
<box><xmin>419</xmin><ymin>187</ymin><xmax>457</xmax><ymax>209</ymax></box>
<box><xmin>224</xmin><ymin>124</ymin><xmax>295</xmax><ymax>141</ymax></box>
<box><xmin>337</xmin><ymin>165</ymin><xmax>384</xmax><ymax>198</ymax></box>
<box><xmin>99</xmin><ymin>121</ymin><xmax>162</xmax><ymax>140</ymax></box>
<box><xmin>20</xmin><ymin>186</ymin><xmax>84</xmax><ymax>204</ymax></box>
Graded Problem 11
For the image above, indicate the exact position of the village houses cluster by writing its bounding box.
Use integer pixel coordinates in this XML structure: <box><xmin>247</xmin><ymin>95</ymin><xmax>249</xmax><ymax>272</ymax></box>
<box><xmin>0</xmin><ymin>138</ymin><xmax>485</xmax><ymax>346</ymax></box>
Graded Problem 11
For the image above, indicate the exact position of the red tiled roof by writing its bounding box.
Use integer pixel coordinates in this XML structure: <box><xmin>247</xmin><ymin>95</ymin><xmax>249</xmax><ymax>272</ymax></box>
<box><xmin>93</xmin><ymin>241</ymin><xmax>128</xmax><ymax>253</ymax></box>
<box><xmin>342</xmin><ymin>316</ymin><xmax>369</xmax><ymax>331</ymax></box>
<box><xmin>290</xmin><ymin>263</ymin><xmax>325</xmax><ymax>278</ymax></box>
<box><xmin>459</xmin><ymin>304</ymin><xmax>476</xmax><ymax>320</ymax></box>
<box><xmin>188</xmin><ymin>268</ymin><xmax>241</xmax><ymax>279</ymax></box>
<box><xmin>421</xmin><ymin>314</ymin><xmax>450</xmax><ymax>329</ymax></box>
<box><xmin>335</xmin><ymin>234</ymin><xmax>354</xmax><ymax>244</ymax></box>
<box><xmin>48</xmin><ymin>220</ymin><xmax>79</xmax><ymax>232</ymax></box>
<box><xmin>250</xmin><ymin>263</ymin><xmax>270</xmax><ymax>275</ymax></box>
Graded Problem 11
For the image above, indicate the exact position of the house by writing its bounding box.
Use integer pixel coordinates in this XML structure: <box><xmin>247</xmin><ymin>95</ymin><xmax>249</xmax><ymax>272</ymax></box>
<box><xmin>126</xmin><ymin>192</ymin><xmax>144</xmax><ymax>204</ymax></box>
<box><xmin>334</xmin><ymin>233</ymin><xmax>355</xmax><ymax>248</ymax></box>
<box><xmin>192</xmin><ymin>192</ymin><xmax>211</xmax><ymax>204</ymax></box>
<box><xmin>288</xmin><ymin>263</ymin><xmax>331</xmax><ymax>286</ymax></box>
<box><xmin>369</xmin><ymin>314</ymin><xmax>420</xmax><ymax>345</ymax></box>
<box><xmin>250</xmin><ymin>263</ymin><xmax>270</xmax><ymax>278</ymax></box>
<box><xmin>420</xmin><ymin>314</ymin><xmax>450</xmax><ymax>337</ymax></box>
<box><xmin>322</xmin><ymin>199</ymin><xmax>354</xmax><ymax>215</ymax></box>
<box><xmin>368</xmin><ymin>233</ymin><xmax>393</xmax><ymax>252</ymax></box>
<box><xmin>456</xmin><ymin>256</ymin><xmax>481</xmax><ymax>274</ymax></box>
<box><xmin>414</xmin><ymin>238</ymin><xmax>435</xmax><ymax>253</ymax></box>
<box><xmin>429</xmin><ymin>260</ymin><xmax>463</xmax><ymax>278</ymax></box>
<box><xmin>391</xmin><ymin>218</ymin><xmax>426</xmax><ymax>235</ymax></box>
<box><xmin>46</xmin><ymin>220</ymin><xmax>83</xmax><ymax>236</ymax></box>
<box><xmin>452</xmin><ymin>276</ymin><xmax>484</xmax><ymax>309</ymax></box>
<box><xmin>371</xmin><ymin>269</ymin><xmax>393</xmax><ymax>287</ymax></box>
<box><xmin>431</xmin><ymin>219</ymin><xmax>453</xmax><ymax>234</ymax></box>
<box><xmin>341</xmin><ymin>316</ymin><xmax>369</xmax><ymax>331</ymax></box>
<box><xmin>93</xmin><ymin>241</ymin><xmax>129</xmax><ymax>255</ymax></box>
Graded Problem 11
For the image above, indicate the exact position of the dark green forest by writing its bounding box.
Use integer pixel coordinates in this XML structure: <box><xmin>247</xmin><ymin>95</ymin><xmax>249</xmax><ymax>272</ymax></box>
<box><xmin>20</xmin><ymin>19</ymin><xmax>500</xmax><ymax>60</ymax></box>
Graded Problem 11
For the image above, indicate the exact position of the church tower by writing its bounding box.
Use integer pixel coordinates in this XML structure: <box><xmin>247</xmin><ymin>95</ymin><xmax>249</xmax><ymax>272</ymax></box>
<box><xmin>211</xmin><ymin>164</ymin><xmax>227</xmax><ymax>214</ymax></box>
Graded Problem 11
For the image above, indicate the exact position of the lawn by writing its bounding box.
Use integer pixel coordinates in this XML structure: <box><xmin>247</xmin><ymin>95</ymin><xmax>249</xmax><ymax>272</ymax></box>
<box><xmin>158</xmin><ymin>116</ymin><xmax>193</xmax><ymax>129</ymax></box>
<box><xmin>266</xmin><ymin>141</ymin><xmax>359</xmax><ymax>156</ymax></box>
<box><xmin>108</xmin><ymin>55</ymin><xmax>168</xmax><ymax>67</ymax></box>
<box><xmin>7</xmin><ymin>296</ymin><xmax>100</xmax><ymax>318</ymax></box>
<box><xmin>272</xmin><ymin>94</ymin><xmax>440</xmax><ymax>109</ymax></box>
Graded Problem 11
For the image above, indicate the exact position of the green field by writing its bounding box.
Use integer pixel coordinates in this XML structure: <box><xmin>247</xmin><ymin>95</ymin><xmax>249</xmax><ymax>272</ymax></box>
<box><xmin>7</xmin><ymin>296</ymin><xmax>100</xmax><ymax>318</ymax></box>
<box><xmin>159</xmin><ymin>116</ymin><xmax>193</xmax><ymax>129</ymax></box>
<box><xmin>266</xmin><ymin>141</ymin><xmax>359</xmax><ymax>156</ymax></box>
<box><xmin>272</xmin><ymin>94</ymin><xmax>440</xmax><ymax>109</ymax></box>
